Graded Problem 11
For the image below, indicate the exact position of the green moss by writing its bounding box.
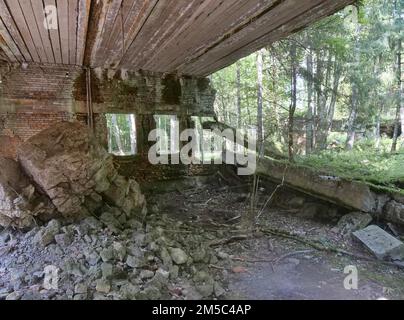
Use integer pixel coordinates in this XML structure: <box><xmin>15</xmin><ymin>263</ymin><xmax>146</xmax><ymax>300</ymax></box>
<box><xmin>73</xmin><ymin>70</ymin><xmax>103</xmax><ymax>103</ymax></box>
<box><xmin>109</xmin><ymin>80</ymin><xmax>138</xmax><ymax>108</ymax></box>
<box><xmin>294</xmin><ymin>150</ymin><xmax>404</xmax><ymax>194</ymax></box>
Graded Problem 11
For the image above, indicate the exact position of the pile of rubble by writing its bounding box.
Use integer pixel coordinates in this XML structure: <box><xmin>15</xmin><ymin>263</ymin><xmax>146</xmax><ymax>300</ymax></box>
<box><xmin>0</xmin><ymin>122</ymin><xmax>146</xmax><ymax>228</ymax></box>
<box><xmin>0</xmin><ymin>210</ymin><xmax>230</xmax><ymax>300</ymax></box>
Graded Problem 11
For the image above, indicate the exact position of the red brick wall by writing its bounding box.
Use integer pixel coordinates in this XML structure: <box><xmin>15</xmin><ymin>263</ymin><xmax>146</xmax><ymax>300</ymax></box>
<box><xmin>1</xmin><ymin>112</ymin><xmax>72</xmax><ymax>141</ymax></box>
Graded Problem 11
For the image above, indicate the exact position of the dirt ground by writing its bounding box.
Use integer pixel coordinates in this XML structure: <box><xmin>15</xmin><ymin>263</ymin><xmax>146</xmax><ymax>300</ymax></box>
<box><xmin>151</xmin><ymin>181</ymin><xmax>404</xmax><ymax>300</ymax></box>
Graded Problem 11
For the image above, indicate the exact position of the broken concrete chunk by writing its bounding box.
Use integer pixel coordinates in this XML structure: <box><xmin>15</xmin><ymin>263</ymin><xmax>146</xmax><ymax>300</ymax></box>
<box><xmin>0</xmin><ymin>157</ymin><xmax>55</xmax><ymax>228</ymax></box>
<box><xmin>17</xmin><ymin>122</ymin><xmax>146</xmax><ymax>223</ymax></box>
<box><xmin>353</xmin><ymin>225</ymin><xmax>404</xmax><ymax>261</ymax></box>
<box><xmin>33</xmin><ymin>220</ymin><xmax>61</xmax><ymax>247</ymax></box>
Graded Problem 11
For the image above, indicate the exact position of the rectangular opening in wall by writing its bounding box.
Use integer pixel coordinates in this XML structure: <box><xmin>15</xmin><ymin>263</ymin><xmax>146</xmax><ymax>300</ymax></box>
<box><xmin>106</xmin><ymin>114</ymin><xmax>137</xmax><ymax>156</ymax></box>
<box><xmin>192</xmin><ymin>116</ymin><xmax>225</xmax><ymax>163</ymax></box>
<box><xmin>154</xmin><ymin>115</ymin><xmax>179</xmax><ymax>154</ymax></box>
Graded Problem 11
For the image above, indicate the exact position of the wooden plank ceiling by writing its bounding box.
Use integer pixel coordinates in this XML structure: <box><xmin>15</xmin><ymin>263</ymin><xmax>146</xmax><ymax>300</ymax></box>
<box><xmin>0</xmin><ymin>0</ymin><xmax>355</xmax><ymax>76</ymax></box>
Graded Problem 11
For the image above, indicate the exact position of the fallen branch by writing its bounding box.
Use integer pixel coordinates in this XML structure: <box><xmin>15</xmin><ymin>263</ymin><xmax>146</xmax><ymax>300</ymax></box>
<box><xmin>260</xmin><ymin>226</ymin><xmax>404</xmax><ymax>269</ymax></box>
<box><xmin>209</xmin><ymin>235</ymin><xmax>249</xmax><ymax>247</ymax></box>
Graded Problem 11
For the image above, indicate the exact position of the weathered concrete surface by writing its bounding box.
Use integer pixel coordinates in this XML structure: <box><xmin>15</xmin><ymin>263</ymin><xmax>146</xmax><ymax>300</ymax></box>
<box><xmin>256</xmin><ymin>158</ymin><xmax>385</xmax><ymax>213</ymax></box>
<box><xmin>353</xmin><ymin>225</ymin><xmax>404</xmax><ymax>261</ymax></box>
<box><xmin>0</xmin><ymin>157</ymin><xmax>55</xmax><ymax>228</ymax></box>
<box><xmin>384</xmin><ymin>201</ymin><xmax>404</xmax><ymax>226</ymax></box>
<box><xmin>17</xmin><ymin>121</ymin><xmax>146</xmax><ymax>221</ymax></box>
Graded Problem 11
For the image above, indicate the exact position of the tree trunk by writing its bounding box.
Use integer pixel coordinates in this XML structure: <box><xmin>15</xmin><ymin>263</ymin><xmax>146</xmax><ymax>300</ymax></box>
<box><xmin>257</xmin><ymin>50</ymin><xmax>264</xmax><ymax>150</ymax></box>
<box><xmin>236</xmin><ymin>62</ymin><xmax>242</xmax><ymax>128</ymax></box>
<box><xmin>111</xmin><ymin>114</ymin><xmax>124</xmax><ymax>155</ymax></box>
<box><xmin>346</xmin><ymin>94</ymin><xmax>358</xmax><ymax>150</ymax></box>
<box><xmin>346</xmin><ymin>22</ymin><xmax>361</xmax><ymax>150</ymax></box>
<box><xmin>375</xmin><ymin>105</ymin><xmax>382</xmax><ymax>150</ymax></box>
<box><xmin>306</xmin><ymin>46</ymin><xmax>314</xmax><ymax>155</ymax></box>
<box><xmin>323</xmin><ymin>60</ymin><xmax>341</xmax><ymax>148</ymax></box>
<box><xmin>391</xmin><ymin>38</ymin><xmax>402</xmax><ymax>152</ymax></box>
<box><xmin>289</xmin><ymin>43</ymin><xmax>298</xmax><ymax>162</ymax></box>
<box><xmin>129</xmin><ymin>114</ymin><xmax>137</xmax><ymax>154</ymax></box>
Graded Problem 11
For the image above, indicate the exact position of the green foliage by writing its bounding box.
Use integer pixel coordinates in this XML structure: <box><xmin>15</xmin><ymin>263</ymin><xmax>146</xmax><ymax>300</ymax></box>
<box><xmin>296</xmin><ymin>149</ymin><xmax>404</xmax><ymax>191</ymax></box>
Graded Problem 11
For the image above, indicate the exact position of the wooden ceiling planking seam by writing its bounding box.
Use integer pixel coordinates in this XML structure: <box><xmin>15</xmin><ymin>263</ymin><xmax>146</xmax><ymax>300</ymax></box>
<box><xmin>141</xmin><ymin>0</ymin><xmax>240</xmax><ymax>71</ymax></box>
<box><xmin>68</xmin><ymin>0</ymin><xmax>78</xmax><ymax>65</ymax></box>
<box><xmin>88</xmin><ymin>0</ymin><xmax>111</xmax><ymax>67</ymax></box>
<box><xmin>30</xmin><ymin>0</ymin><xmax>56</xmax><ymax>64</ymax></box>
<box><xmin>108</xmin><ymin>0</ymin><xmax>159</xmax><ymax>69</ymax></box>
<box><xmin>147</xmin><ymin>0</ymin><xmax>274</xmax><ymax>72</ymax></box>
<box><xmin>178</xmin><ymin>0</ymin><xmax>324</xmax><ymax>75</ymax></box>
<box><xmin>18</xmin><ymin>0</ymin><xmax>50</xmax><ymax>63</ymax></box>
<box><xmin>101</xmin><ymin>0</ymin><xmax>137</xmax><ymax>68</ymax></box>
<box><xmin>141</xmin><ymin>0</ymin><xmax>214</xmax><ymax>71</ymax></box>
<box><xmin>44</xmin><ymin>0</ymin><xmax>62</xmax><ymax>64</ymax></box>
<box><xmin>175</xmin><ymin>0</ymin><xmax>293</xmax><ymax>74</ymax></box>
<box><xmin>76</xmin><ymin>0</ymin><xmax>91</xmax><ymax>66</ymax></box>
<box><xmin>0</xmin><ymin>45</ymin><xmax>12</xmax><ymax>62</ymax></box>
<box><xmin>129</xmin><ymin>0</ymin><xmax>203</xmax><ymax>70</ymax></box>
<box><xmin>190</xmin><ymin>0</ymin><xmax>356</xmax><ymax>76</ymax></box>
<box><xmin>0</xmin><ymin>0</ymin><xmax>356</xmax><ymax>75</ymax></box>
<box><xmin>117</xmin><ymin>0</ymin><xmax>181</xmax><ymax>69</ymax></box>
<box><xmin>0</xmin><ymin>18</ymin><xmax>22</xmax><ymax>62</ymax></box>
<box><xmin>6</xmin><ymin>0</ymin><xmax>43</xmax><ymax>62</ymax></box>
<box><xmin>92</xmin><ymin>0</ymin><xmax>123</xmax><ymax>67</ymax></box>
<box><xmin>57</xmin><ymin>0</ymin><xmax>69</xmax><ymax>64</ymax></box>
<box><xmin>0</xmin><ymin>0</ymin><xmax>33</xmax><ymax>62</ymax></box>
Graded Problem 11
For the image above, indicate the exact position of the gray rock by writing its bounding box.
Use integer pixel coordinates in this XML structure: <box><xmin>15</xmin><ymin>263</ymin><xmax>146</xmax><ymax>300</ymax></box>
<box><xmin>82</xmin><ymin>216</ymin><xmax>103</xmax><ymax>230</ymax></box>
<box><xmin>335</xmin><ymin>212</ymin><xmax>373</xmax><ymax>235</ymax></box>
<box><xmin>6</xmin><ymin>291</ymin><xmax>22</xmax><ymax>300</ymax></box>
<box><xmin>136</xmin><ymin>286</ymin><xmax>161</xmax><ymax>300</ymax></box>
<box><xmin>169</xmin><ymin>247</ymin><xmax>188</xmax><ymax>265</ymax></box>
<box><xmin>95</xmin><ymin>279</ymin><xmax>111</xmax><ymax>294</ymax></box>
<box><xmin>74</xmin><ymin>283</ymin><xmax>88</xmax><ymax>296</ymax></box>
<box><xmin>140</xmin><ymin>270</ymin><xmax>155</xmax><ymax>280</ymax></box>
<box><xmin>84</xmin><ymin>250</ymin><xmax>100</xmax><ymax>266</ymax></box>
<box><xmin>113</xmin><ymin>242</ymin><xmax>127</xmax><ymax>261</ymax></box>
<box><xmin>101</xmin><ymin>263</ymin><xmax>114</xmax><ymax>279</ymax></box>
<box><xmin>214</xmin><ymin>282</ymin><xmax>226</xmax><ymax>297</ymax></box>
<box><xmin>120</xmin><ymin>283</ymin><xmax>140</xmax><ymax>300</ymax></box>
<box><xmin>196</xmin><ymin>283</ymin><xmax>214</xmax><ymax>298</ymax></box>
<box><xmin>54</xmin><ymin>233</ymin><xmax>72</xmax><ymax>246</ymax></box>
<box><xmin>159</xmin><ymin>247</ymin><xmax>172</xmax><ymax>266</ymax></box>
<box><xmin>100</xmin><ymin>247</ymin><xmax>114</xmax><ymax>262</ymax></box>
<box><xmin>353</xmin><ymin>225</ymin><xmax>404</xmax><ymax>261</ymax></box>
<box><xmin>100</xmin><ymin>212</ymin><xmax>121</xmax><ymax>233</ymax></box>
<box><xmin>169</xmin><ymin>265</ymin><xmax>179</xmax><ymax>279</ymax></box>
<box><xmin>384</xmin><ymin>201</ymin><xmax>404</xmax><ymax>226</ymax></box>
<box><xmin>126</xmin><ymin>255</ymin><xmax>137</xmax><ymax>269</ymax></box>
<box><xmin>0</xmin><ymin>230</ymin><xmax>10</xmax><ymax>245</ymax></box>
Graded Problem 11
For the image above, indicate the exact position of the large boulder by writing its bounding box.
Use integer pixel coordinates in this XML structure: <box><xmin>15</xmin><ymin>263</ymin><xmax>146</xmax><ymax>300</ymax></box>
<box><xmin>17</xmin><ymin>121</ymin><xmax>146</xmax><ymax>221</ymax></box>
<box><xmin>0</xmin><ymin>157</ymin><xmax>55</xmax><ymax>228</ymax></box>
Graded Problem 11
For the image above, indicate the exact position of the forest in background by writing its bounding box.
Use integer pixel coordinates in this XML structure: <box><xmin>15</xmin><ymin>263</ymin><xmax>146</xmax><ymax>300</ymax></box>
<box><xmin>211</xmin><ymin>0</ymin><xmax>403</xmax><ymax>190</ymax></box>
<box><xmin>106</xmin><ymin>0</ymin><xmax>403</xmax><ymax>190</ymax></box>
